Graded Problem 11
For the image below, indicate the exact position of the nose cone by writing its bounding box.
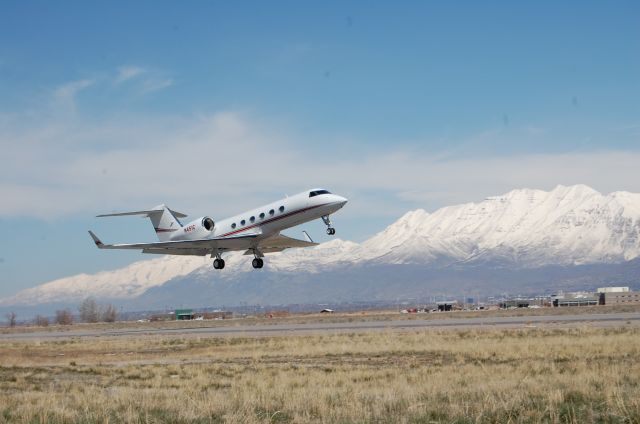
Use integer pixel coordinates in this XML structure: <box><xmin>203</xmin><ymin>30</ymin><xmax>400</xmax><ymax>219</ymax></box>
<box><xmin>332</xmin><ymin>194</ymin><xmax>348</xmax><ymax>208</ymax></box>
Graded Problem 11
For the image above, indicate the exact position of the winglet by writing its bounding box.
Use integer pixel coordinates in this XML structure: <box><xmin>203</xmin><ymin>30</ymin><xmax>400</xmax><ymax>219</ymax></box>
<box><xmin>302</xmin><ymin>231</ymin><xmax>314</xmax><ymax>243</ymax></box>
<box><xmin>88</xmin><ymin>230</ymin><xmax>105</xmax><ymax>248</ymax></box>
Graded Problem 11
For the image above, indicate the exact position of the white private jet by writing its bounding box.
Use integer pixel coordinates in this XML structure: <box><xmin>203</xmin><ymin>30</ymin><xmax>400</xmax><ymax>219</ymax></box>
<box><xmin>88</xmin><ymin>188</ymin><xmax>348</xmax><ymax>269</ymax></box>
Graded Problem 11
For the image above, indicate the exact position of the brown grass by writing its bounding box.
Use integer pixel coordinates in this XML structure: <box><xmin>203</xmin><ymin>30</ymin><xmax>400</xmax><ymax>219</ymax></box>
<box><xmin>0</xmin><ymin>326</ymin><xmax>639</xmax><ymax>423</ymax></box>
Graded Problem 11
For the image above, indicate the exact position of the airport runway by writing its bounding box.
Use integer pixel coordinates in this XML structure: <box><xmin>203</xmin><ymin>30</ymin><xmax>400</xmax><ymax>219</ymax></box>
<box><xmin>2</xmin><ymin>312</ymin><xmax>639</xmax><ymax>341</ymax></box>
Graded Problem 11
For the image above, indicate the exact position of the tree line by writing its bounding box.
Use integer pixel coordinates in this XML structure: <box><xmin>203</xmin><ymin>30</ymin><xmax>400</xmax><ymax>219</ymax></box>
<box><xmin>5</xmin><ymin>298</ymin><xmax>118</xmax><ymax>327</ymax></box>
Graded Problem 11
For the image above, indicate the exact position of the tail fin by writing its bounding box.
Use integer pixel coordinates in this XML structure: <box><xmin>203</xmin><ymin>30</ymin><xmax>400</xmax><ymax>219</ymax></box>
<box><xmin>97</xmin><ymin>204</ymin><xmax>187</xmax><ymax>241</ymax></box>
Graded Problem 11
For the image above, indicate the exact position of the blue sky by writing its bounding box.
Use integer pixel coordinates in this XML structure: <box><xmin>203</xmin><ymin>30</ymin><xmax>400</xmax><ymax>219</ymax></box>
<box><xmin>1</xmin><ymin>1</ymin><xmax>639</xmax><ymax>297</ymax></box>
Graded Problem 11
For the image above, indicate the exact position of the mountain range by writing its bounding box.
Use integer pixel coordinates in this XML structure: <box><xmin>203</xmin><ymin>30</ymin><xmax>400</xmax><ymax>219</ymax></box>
<box><xmin>3</xmin><ymin>184</ymin><xmax>640</xmax><ymax>316</ymax></box>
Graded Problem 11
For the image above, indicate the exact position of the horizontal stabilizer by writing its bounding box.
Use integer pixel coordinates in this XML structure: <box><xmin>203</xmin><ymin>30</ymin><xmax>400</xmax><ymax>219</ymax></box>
<box><xmin>97</xmin><ymin>210</ymin><xmax>163</xmax><ymax>218</ymax></box>
<box><xmin>96</xmin><ymin>205</ymin><xmax>188</xmax><ymax>218</ymax></box>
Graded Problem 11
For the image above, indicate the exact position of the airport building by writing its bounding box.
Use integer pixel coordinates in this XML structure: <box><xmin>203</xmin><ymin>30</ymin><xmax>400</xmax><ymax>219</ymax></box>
<box><xmin>597</xmin><ymin>286</ymin><xmax>630</xmax><ymax>293</ymax></box>
<box><xmin>597</xmin><ymin>287</ymin><xmax>640</xmax><ymax>305</ymax></box>
<box><xmin>552</xmin><ymin>291</ymin><xmax>599</xmax><ymax>307</ymax></box>
<box><xmin>200</xmin><ymin>311</ymin><xmax>233</xmax><ymax>320</ymax></box>
<box><xmin>499</xmin><ymin>297</ymin><xmax>549</xmax><ymax>309</ymax></box>
<box><xmin>174</xmin><ymin>309</ymin><xmax>233</xmax><ymax>320</ymax></box>
<box><xmin>436</xmin><ymin>301</ymin><xmax>458</xmax><ymax>311</ymax></box>
<box><xmin>499</xmin><ymin>299</ymin><xmax>533</xmax><ymax>309</ymax></box>
<box><xmin>175</xmin><ymin>309</ymin><xmax>195</xmax><ymax>320</ymax></box>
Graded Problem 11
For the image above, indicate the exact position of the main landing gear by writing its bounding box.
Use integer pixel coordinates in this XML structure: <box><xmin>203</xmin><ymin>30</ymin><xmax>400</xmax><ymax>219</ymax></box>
<box><xmin>212</xmin><ymin>253</ymin><xmax>225</xmax><ymax>270</ymax></box>
<box><xmin>322</xmin><ymin>215</ymin><xmax>336</xmax><ymax>235</ymax></box>
<box><xmin>251</xmin><ymin>249</ymin><xmax>264</xmax><ymax>269</ymax></box>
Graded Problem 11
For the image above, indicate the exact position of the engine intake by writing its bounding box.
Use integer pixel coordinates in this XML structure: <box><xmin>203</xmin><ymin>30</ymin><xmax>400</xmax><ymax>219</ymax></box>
<box><xmin>202</xmin><ymin>217</ymin><xmax>215</xmax><ymax>231</ymax></box>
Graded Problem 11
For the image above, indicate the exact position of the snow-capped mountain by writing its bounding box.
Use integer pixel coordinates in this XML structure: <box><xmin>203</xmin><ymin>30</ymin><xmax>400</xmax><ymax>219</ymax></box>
<box><xmin>3</xmin><ymin>184</ymin><xmax>640</xmax><ymax>311</ymax></box>
<box><xmin>0</xmin><ymin>256</ymin><xmax>209</xmax><ymax>306</ymax></box>
<box><xmin>359</xmin><ymin>184</ymin><xmax>640</xmax><ymax>266</ymax></box>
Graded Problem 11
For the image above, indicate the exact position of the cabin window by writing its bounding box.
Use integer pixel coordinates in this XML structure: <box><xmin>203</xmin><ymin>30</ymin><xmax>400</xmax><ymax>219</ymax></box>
<box><xmin>259</xmin><ymin>212</ymin><xmax>265</xmax><ymax>219</ymax></box>
<box><xmin>241</xmin><ymin>220</ymin><xmax>246</xmax><ymax>226</ymax></box>
<box><xmin>231</xmin><ymin>223</ymin><xmax>236</xmax><ymax>229</ymax></box>
<box><xmin>279</xmin><ymin>206</ymin><xmax>285</xmax><ymax>213</ymax></box>
<box><xmin>269</xmin><ymin>209</ymin><xmax>275</xmax><ymax>216</ymax></box>
<box><xmin>250</xmin><ymin>216</ymin><xmax>255</xmax><ymax>223</ymax></box>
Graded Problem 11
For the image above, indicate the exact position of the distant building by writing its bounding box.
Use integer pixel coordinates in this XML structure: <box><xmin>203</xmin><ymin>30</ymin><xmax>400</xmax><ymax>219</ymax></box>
<box><xmin>498</xmin><ymin>296</ymin><xmax>549</xmax><ymax>309</ymax></box>
<box><xmin>552</xmin><ymin>294</ymin><xmax>598</xmax><ymax>307</ymax></box>
<box><xmin>597</xmin><ymin>287</ymin><xmax>630</xmax><ymax>293</ymax></box>
<box><xmin>200</xmin><ymin>311</ymin><xmax>233</xmax><ymax>320</ymax></box>
<box><xmin>436</xmin><ymin>301</ymin><xmax>457</xmax><ymax>312</ymax></box>
<box><xmin>599</xmin><ymin>291</ymin><xmax>640</xmax><ymax>305</ymax></box>
<box><xmin>500</xmin><ymin>299</ymin><xmax>531</xmax><ymax>309</ymax></box>
<box><xmin>175</xmin><ymin>309</ymin><xmax>194</xmax><ymax>320</ymax></box>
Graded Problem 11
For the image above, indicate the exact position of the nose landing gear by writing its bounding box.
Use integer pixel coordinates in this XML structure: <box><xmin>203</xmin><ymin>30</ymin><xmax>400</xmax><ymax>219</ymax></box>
<box><xmin>322</xmin><ymin>215</ymin><xmax>336</xmax><ymax>235</ymax></box>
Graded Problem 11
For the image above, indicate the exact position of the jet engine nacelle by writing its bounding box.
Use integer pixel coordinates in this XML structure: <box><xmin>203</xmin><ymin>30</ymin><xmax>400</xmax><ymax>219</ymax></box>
<box><xmin>181</xmin><ymin>216</ymin><xmax>215</xmax><ymax>237</ymax></box>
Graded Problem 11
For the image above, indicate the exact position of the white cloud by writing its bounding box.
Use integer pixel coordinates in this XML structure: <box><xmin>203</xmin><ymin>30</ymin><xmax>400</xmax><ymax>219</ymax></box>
<box><xmin>342</xmin><ymin>150</ymin><xmax>640</xmax><ymax>208</ymax></box>
<box><xmin>114</xmin><ymin>65</ymin><xmax>173</xmax><ymax>93</ymax></box>
<box><xmin>51</xmin><ymin>79</ymin><xmax>95</xmax><ymax>115</ymax></box>
<box><xmin>62</xmin><ymin>65</ymin><xmax>173</xmax><ymax>95</ymax></box>
<box><xmin>53</xmin><ymin>79</ymin><xmax>95</xmax><ymax>100</ymax></box>
<box><xmin>140</xmin><ymin>77</ymin><xmax>173</xmax><ymax>93</ymax></box>
<box><xmin>2</xmin><ymin>79</ymin><xmax>640</xmax><ymax>220</ymax></box>
<box><xmin>115</xmin><ymin>66</ymin><xmax>146</xmax><ymax>83</ymax></box>
<box><xmin>3</xmin><ymin>109</ymin><xmax>640</xmax><ymax>220</ymax></box>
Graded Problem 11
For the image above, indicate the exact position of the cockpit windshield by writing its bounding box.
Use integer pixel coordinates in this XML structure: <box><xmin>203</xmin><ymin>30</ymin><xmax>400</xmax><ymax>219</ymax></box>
<box><xmin>309</xmin><ymin>189</ymin><xmax>331</xmax><ymax>197</ymax></box>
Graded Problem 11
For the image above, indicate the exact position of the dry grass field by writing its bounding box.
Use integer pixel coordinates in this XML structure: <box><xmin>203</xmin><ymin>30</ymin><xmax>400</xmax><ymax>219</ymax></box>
<box><xmin>1</xmin><ymin>326</ymin><xmax>639</xmax><ymax>423</ymax></box>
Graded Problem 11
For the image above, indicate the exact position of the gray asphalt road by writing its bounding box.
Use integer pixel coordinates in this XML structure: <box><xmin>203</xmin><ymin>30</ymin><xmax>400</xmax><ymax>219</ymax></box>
<box><xmin>2</xmin><ymin>312</ymin><xmax>639</xmax><ymax>341</ymax></box>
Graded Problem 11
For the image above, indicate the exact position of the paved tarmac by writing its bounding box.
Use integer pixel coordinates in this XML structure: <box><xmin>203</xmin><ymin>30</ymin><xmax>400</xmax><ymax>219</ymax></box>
<box><xmin>1</xmin><ymin>312</ymin><xmax>639</xmax><ymax>341</ymax></box>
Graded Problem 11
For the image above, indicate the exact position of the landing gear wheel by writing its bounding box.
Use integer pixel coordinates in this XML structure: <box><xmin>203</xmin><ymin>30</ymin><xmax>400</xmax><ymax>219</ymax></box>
<box><xmin>252</xmin><ymin>258</ymin><xmax>264</xmax><ymax>269</ymax></box>
<box><xmin>213</xmin><ymin>258</ymin><xmax>225</xmax><ymax>269</ymax></box>
<box><xmin>322</xmin><ymin>215</ymin><xmax>336</xmax><ymax>235</ymax></box>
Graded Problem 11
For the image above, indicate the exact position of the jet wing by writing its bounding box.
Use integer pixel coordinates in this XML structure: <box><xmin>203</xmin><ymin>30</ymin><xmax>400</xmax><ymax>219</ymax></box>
<box><xmin>244</xmin><ymin>234</ymin><xmax>318</xmax><ymax>255</ymax></box>
<box><xmin>88</xmin><ymin>231</ymin><xmax>259</xmax><ymax>256</ymax></box>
